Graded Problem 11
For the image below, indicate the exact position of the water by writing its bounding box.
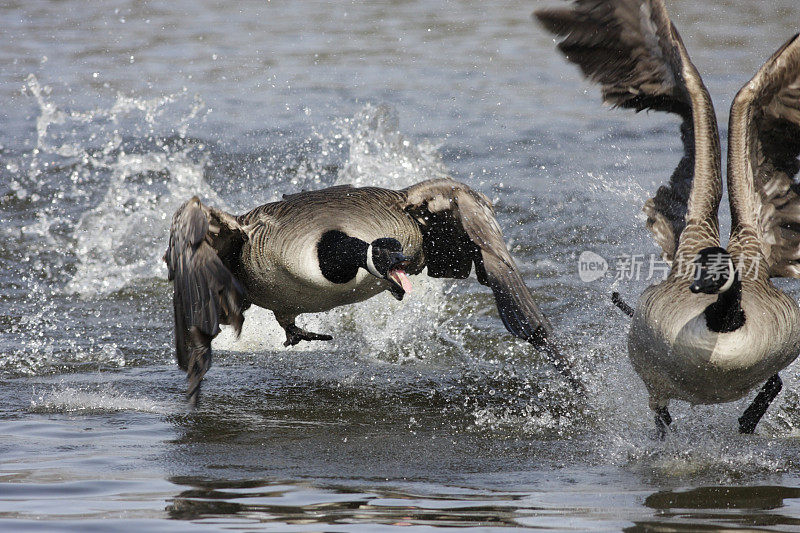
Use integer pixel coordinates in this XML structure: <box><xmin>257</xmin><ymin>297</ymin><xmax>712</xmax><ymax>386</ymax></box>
<box><xmin>2</xmin><ymin>0</ymin><xmax>800</xmax><ymax>530</ymax></box>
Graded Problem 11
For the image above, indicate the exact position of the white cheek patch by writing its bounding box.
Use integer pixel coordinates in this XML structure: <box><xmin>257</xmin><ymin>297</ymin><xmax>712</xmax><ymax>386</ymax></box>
<box><xmin>718</xmin><ymin>258</ymin><xmax>735</xmax><ymax>293</ymax></box>
<box><xmin>365</xmin><ymin>244</ymin><xmax>382</xmax><ymax>278</ymax></box>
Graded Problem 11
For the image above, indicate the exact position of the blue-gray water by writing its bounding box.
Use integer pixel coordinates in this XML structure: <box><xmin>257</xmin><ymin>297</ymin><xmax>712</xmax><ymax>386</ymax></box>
<box><xmin>3</xmin><ymin>1</ymin><xmax>800</xmax><ymax>531</ymax></box>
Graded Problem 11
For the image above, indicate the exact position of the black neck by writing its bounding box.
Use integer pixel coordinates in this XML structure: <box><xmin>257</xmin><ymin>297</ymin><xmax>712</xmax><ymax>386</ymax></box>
<box><xmin>317</xmin><ymin>230</ymin><xmax>368</xmax><ymax>284</ymax></box>
<box><xmin>704</xmin><ymin>272</ymin><xmax>745</xmax><ymax>333</ymax></box>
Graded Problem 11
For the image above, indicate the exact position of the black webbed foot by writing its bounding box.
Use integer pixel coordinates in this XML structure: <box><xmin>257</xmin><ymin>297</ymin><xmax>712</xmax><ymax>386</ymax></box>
<box><xmin>283</xmin><ymin>324</ymin><xmax>333</xmax><ymax>347</ymax></box>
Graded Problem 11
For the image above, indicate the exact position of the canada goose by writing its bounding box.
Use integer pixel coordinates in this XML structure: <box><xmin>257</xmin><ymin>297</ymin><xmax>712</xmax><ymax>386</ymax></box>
<box><xmin>536</xmin><ymin>0</ymin><xmax>800</xmax><ymax>434</ymax></box>
<box><xmin>165</xmin><ymin>178</ymin><xmax>574</xmax><ymax>402</ymax></box>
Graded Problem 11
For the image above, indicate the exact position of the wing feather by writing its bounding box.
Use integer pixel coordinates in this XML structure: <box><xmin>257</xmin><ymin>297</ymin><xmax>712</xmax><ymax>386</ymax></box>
<box><xmin>403</xmin><ymin>179</ymin><xmax>579</xmax><ymax>386</ymax></box>
<box><xmin>727</xmin><ymin>34</ymin><xmax>800</xmax><ymax>278</ymax></box>
<box><xmin>164</xmin><ymin>197</ymin><xmax>247</xmax><ymax>403</ymax></box>
<box><xmin>535</xmin><ymin>0</ymin><xmax>722</xmax><ymax>262</ymax></box>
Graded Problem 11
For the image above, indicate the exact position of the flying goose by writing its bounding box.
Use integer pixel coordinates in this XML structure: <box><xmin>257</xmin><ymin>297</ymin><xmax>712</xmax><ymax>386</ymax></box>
<box><xmin>536</xmin><ymin>0</ymin><xmax>800</xmax><ymax>434</ymax></box>
<box><xmin>165</xmin><ymin>178</ymin><xmax>574</xmax><ymax>402</ymax></box>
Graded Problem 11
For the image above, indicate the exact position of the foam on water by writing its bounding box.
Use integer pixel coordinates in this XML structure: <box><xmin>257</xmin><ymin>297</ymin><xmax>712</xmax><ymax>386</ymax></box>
<box><xmin>0</xmin><ymin>338</ymin><xmax>126</xmax><ymax>378</ymax></box>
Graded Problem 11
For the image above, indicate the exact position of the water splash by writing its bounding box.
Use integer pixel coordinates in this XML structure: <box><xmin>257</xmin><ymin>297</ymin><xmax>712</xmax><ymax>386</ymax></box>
<box><xmin>1</xmin><ymin>76</ymin><xmax>212</xmax><ymax>377</ymax></box>
<box><xmin>25</xmin><ymin>74</ymin><xmax>204</xmax><ymax>163</ymax></box>
<box><xmin>332</xmin><ymin>103</ymin><xmax>451</xmax><ymax>188</ymax></box>
<box><xmin>65</xmin><ymin>149</ymin><xmax>216</xmax><ymax>296</ymax></box>
<box><xmin>16</xmin><ymin>75</ymin><xmax>216</xmax><ymax>299</ymax></box>
<box><xmin>30</xmin><ymin>383</ymin><xmax>169</xmax><ymax>414</ymax></box>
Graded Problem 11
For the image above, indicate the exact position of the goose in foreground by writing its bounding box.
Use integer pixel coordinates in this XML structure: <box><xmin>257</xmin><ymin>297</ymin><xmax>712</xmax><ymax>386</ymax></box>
<box><xmin>165</xmin><ymin>178</ymin><xmax>574</xmax><ymax>402</ymax></box>
<box><xmin>536</xmin><ymin>0</ymin><xmax>800</xmax><ymax>434</ymax></box>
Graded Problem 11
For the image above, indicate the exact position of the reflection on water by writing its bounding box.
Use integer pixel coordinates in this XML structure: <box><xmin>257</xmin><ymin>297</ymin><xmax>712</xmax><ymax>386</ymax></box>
<box><xmin>164</xmin><ymin>479</ymin><xmax>800</xmax><ymax>530</ymax></box>
<box><xmin>629</xmin><ymin>486</ymin><xmax>800</xmax><ymax>532</ymax></box>
<box><xmin>167</xmin><ymin>479</ymin><xmax>527</xmax><ymax>529</ymax></box>
<box><xmin>645</xmin><ymin>485</ymin><xmax>800</xmax><ymax>511</ymax></box>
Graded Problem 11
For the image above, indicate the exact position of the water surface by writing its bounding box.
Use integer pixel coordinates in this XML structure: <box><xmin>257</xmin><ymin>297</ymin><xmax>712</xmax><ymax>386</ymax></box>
<box><xmin>2</xmin><ymin>1</ymin><xmax>800</xmax><ymax>530</ymax></box>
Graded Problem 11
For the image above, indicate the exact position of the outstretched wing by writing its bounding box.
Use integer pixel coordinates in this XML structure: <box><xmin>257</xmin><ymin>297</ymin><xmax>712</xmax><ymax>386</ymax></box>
<box><xmin>403</xmin><ymin>179</ymin><xmax>580</xmax><ymax>388</ymax></box>
<box><xmin>164</xmin><ymin>196</ymin><xmax>247</xmax><ymax>403</ymax></box>
<box><xmin>727</xmin><ymin>34</ymin><xmax>800</xmax><ymax>278</ymax></box>
<box><xmin>403</xmin><ymin>179</ymin><xmax>554</xmax><ymax>344</ymax></box>
<box><xmin>535</xmin><ymin>0</ymin><xmax>722</xmax><ymax>262</ymax></box>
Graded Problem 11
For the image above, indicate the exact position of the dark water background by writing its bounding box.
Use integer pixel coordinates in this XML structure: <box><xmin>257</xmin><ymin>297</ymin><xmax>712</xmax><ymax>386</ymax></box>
<box><xmin>3</xmin><ymin>1</ymin><xmax>800</xmax><ymax>530</ymax></box>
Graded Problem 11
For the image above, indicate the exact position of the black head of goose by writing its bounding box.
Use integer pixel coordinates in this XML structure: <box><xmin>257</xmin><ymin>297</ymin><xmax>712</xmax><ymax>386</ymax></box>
<box><xmin>165</xmin><ymin>178</ymin><xmax>578</xmax><ymax>403</ymax></box>
<box><xmin>689</xmin><ymin>248</ymin><xmax>737</xmax><ymax>296</ymax></box>
<box><xmin>537</xmin><ymin>0</ymin><xmax>800</xmax><ymax>436</ymax></box>
<box><xmin>316</xmin><ymin>231</ymin><xmax>412</xmax><ymax>300</ymax></box>
<box><xmin>688</xmin><ymin>247</ymin><xmax>745</xmax><ymax>334</ymax></box>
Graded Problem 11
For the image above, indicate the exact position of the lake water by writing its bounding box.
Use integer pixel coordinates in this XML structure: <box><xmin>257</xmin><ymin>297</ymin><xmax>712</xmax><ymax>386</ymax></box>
<box><xmin>3</xmin><ymin>0</ymin><xmax>800</xmax><ymax>530</ymax></box>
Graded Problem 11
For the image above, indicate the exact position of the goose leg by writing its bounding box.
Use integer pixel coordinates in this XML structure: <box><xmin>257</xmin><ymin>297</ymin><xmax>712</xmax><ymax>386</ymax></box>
<box><xmin>738</xmin><ymin>374</ymin><xmax>782</xmax><ymax>434</ymax></box>
<box><xmin>277</xmin><ymin>315</ymin><xmax>333</xmax><ymax>347</ymax></box>
<box><xmin>654</xmin><ymin>405</ymin><xmax>672</xmax><ymax>439</ymax></box>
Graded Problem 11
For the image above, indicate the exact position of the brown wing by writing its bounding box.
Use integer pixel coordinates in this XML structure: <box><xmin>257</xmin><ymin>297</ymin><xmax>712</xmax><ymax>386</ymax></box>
<box><xmin>535</xmin><ymin>0</ymin><xmax>723</xmax><ymax>262</ymax></box>
<box><xmin>727</xmin><ymin>34</ymin><xmax>800</xmax><ymax>278</ymax></box>
<box><xmin>402</xmin><ymin>179</ymin><xmax>571</xmax><ymax>360</ymax></box>
<box><xmin>403</xmin><ymin>179</ymin><xmax>581</xmax><ymax>388</ymax></box>
<box><xmin>164</xmin><ymin>196</ymin><xmax>247</xmax><ymax>403</ymax></box>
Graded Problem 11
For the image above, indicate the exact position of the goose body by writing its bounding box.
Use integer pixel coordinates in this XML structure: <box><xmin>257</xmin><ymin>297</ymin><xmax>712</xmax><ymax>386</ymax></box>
<box><xmin>537</xmin><ymin>0</ymin><xmax>800</xmax><ymax>433</ymax></box>
<box><xmin>631</xmin><ymin>281</ymin><xmax>800</xmax><ymax>406</ymax></box>
<box><xmin>235</xmin><ymin>187</ymin><xmax>423</xmax><ymax>316</ymax></box>
<box><xmin>165</xmin><ymin>178</ymin><xmax>572</xmax><ymax>401</ymax></box>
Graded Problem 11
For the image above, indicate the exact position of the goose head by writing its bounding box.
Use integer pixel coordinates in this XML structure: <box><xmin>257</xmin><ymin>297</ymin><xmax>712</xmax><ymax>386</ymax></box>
<box><xmin>365</xmin><ymin>238</ymin><xmax>413</xmax><ymax>300</ymax></box>
<box><xmin>690</xmin><ymin>247</ymin><xmax>736</xmax><ymax>294</ymax></box>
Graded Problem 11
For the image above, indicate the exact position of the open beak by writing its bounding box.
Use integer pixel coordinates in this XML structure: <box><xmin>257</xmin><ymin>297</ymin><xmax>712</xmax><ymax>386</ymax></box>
<box><xmin>386</xmin><ymin>254</ymin><xmax>412</xmax><ymax>300</ymax></box>
<box><xmin>388</xmin><ymin>268</ymin><xmax>412</xmax><ymax>294</ymax></box>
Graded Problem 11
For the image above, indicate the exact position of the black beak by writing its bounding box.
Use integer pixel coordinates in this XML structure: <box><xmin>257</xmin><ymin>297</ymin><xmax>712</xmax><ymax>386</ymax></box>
<box><xmin>389</xmin><ymin>284</ymin><xmax>405</xmax><ymax>301</ymax></box>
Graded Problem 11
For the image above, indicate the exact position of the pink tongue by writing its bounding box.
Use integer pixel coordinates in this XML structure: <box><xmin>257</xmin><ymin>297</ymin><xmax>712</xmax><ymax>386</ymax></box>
<box><xmin>390</xmin><ymin>269</ymin><xmax>413</xmax><ymax>293</ymax></box>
